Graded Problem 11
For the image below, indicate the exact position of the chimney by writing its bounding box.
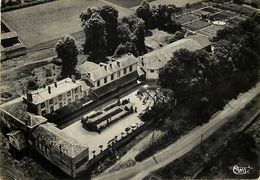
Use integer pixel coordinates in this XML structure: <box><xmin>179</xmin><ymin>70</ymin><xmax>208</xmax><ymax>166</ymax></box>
<box><xmin>71</xmin><ymin>75</ymin><xmax>76</xmax><ymax>83</ymax></box>
<box><xmin>112</xmin><ymin>58</ymin><xmax>116</xmax><ymax>61</ymax></box>
<box><xmin>27</xmin><ymin>93</ymin><xmax>33</xmax><ymax>102</ymax></box>
<box><xmin>43</xmin><ymin>84</ymin><xmax>46</xmax><ymax>89</ymax></box>
<box><xmin>48</xmin><ymin>86</ymin><xmax>51</xmax><ymax>94</ymax></box>
<box><xmin>54</xmin><ymin>82</ymin><xmax>57</xmax><ymax>88</ymax></box>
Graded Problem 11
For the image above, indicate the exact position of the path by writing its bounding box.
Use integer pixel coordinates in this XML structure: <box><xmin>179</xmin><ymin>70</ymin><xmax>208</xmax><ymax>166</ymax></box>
<box><xmin>94</xmin><ymin>82</ymin><xmax>260</xmax><ymax>180</ymax></box>
<box><xmin>104</xmin><ymin>130</ymin><xmax>163</xmax><ymax>173</ymax></box>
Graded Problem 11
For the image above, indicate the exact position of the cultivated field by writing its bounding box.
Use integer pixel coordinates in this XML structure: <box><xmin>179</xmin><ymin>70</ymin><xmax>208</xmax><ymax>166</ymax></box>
<box><xmin>2</xmin><ymin>0</ymin><xmax>133</xmax><ymax>48</ymax></box>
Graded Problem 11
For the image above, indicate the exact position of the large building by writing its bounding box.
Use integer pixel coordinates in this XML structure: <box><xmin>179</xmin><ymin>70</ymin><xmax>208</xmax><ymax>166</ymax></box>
<box><xmin>24</xmin><ymin>78</ymin><xmax>90</xmax><ymax>116</ymax></box>
<box><xmin>139</xmin><ymin>35</ymin><xmax>212</xmax><ymax>80</ymax></box>
<box><xmin>79</xmin><ymin>53</ymin><xmax>139</xmax><ymax>98</ymax></box>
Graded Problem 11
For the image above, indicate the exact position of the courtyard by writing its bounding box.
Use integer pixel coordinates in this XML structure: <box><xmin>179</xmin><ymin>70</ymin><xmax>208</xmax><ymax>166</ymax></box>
<box><xmin>62</xmin><ymin>86</ymin><xmax>152</xmax><ymax>159</ymax></box>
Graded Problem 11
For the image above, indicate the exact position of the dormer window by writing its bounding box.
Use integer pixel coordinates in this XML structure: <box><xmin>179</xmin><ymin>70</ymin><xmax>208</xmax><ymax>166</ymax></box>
<box><xmin>97</xmin><ymin>80</ymin><xmax>100</xmax><ymax>87</ymax></box>
<box><xmin>104</xmin><ymin>77</ymin><xmax>107</xmax><ymax>84</ymax></box>
<box><xmin>117</xmin><ymin>71</ymin><xmax>121</xmax><ymax>78</ymax></box>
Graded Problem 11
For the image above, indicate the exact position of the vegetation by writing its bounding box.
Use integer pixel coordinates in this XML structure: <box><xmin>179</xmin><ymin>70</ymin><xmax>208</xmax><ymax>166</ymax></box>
<box><xmin>137</xmin><ymin>1</ymin><xmax>182</xmax><ymax>33</ymax></box>
<box><xmin>55</xmin><ymin>35</ymin><xmax>78</xmax><ymax>78</ymax></box>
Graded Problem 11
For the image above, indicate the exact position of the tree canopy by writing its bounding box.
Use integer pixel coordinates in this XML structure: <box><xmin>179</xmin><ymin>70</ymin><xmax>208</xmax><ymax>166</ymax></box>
<box><xmin>55</xmin><ymin>35</ymin><xmax>78</xmax><ymax>78</ymax></box>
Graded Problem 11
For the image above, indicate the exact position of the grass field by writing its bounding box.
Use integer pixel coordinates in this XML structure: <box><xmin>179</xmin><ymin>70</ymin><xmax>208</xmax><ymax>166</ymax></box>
<box><xmin>175</xmin><ymin>14</ymin><xmax>197</xmax><ymax>25</ymax></box>
<box><xmin>2</xmin><ymin>0</ymin><xmax>133</xmax><ymax>48</ymax></box>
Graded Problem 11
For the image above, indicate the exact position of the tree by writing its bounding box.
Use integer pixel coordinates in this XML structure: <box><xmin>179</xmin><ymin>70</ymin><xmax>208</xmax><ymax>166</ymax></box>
<box><xmin>55</xmin><ymin>35</ymin><xmax>78</xmax><ymax>78</ymax></box>
<box><xmin>83</xmin><ymin>13</ymin><xmax>107</xmax><ymax>58</ymax></box>
<box><xmin>99</xmin><ymin>5</ymin><xmax>119</xmax><ymax>53</ymax></box>
<box><xmin>79</xmin><ymin>6</ymin><xmax>99</xmax><ymax>25</ymax></box>
<box><xmin>113</xmin><ymin>41</ymin><xmax>137</xmax><ymax>57</ymax></box>
<box><xmin>136</xmin><ymin>0</ymin><xmax>152</xmax><ymax>29</ymax></box>
<box><xmin>165</xmin><ymin>118</ymin><xmax>186</xmax><ymax>135</ymax></box>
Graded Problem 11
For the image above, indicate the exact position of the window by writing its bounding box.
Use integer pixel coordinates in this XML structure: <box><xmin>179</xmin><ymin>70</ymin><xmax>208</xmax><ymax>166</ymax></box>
<box><xmin>59</xmin><ymin>102</ymin><xmax>63</xmax><ymax>108</ymax></box>
<box><xmin>111</xmin><ymin>74</ymin><xmax>114</xmax><ymax>81</ymax></box>
<box><xmin>58</xmin><ymin>95</ymin><xmax>62</xmax><ymax>101</ymax></box>
<box><xmin>97</xmin><ymin>80</ymin><xmax>100</xmax><ymax>87</ymax></box>
<box><xmin>50</xmin><ymin>106</ymin><xmax>54</xmax><ymax>113</ymax></box>
<box><xmin>150</xmin><ymin>70</ymin><xmax>155</xmax><ymax>73</ymax></box>
<box><xmin>41</xmin><ymin>102</ymin><xmax>45</xmax><ymax>108</ymax></box>
<box><xmin>129</xmin><ymin>65</ymin><xmax>133</xmax><ymax>72</ymax></box>
<box><xmin>74</xmin><ymin>88</ymin><xmax>78</xmax><ymax>93</ymax></box>
<box><xmin>42</xmin><ymin>110</ymin><xmax>46</xmax><ymax>116</ymax></box>
<box><xmin>117</xmin><ymin>71</ymin><xmax>121</xmax><ymax>78</ymax></box>
<box><xmin>124</xmin><ymin>68</ymin><xmax>127</xmax><ymax>74</ymax></box>
<box><xmin>68</xmin><ymin>98</ymin><xmax>72</xmax><ymax>104</ymax></box>
<box><xmin>49</xmin><ymin>99</ymin><xmax>53</xmax><ymax>105</ymax></box>
<box><xmin>67</xmin><ymin>91</ymin><xmax>71</xmax><ymax>96</ymax></box>
<box><xmin>75</xmin><ymin>95</ymin><xmax>79</xmax><ymax>101</ymax></box>
<box><xmin>104</xmin><ymin>77</ymin><xmax>107</xmax><ymax>84</ymax></box>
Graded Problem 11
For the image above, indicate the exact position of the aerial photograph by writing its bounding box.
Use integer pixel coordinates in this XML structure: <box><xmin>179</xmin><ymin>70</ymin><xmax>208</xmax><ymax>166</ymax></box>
<box><xmin>0</xmin><ymin>0</ymin><xmax>259</xmax><ymax>179</ymax></box>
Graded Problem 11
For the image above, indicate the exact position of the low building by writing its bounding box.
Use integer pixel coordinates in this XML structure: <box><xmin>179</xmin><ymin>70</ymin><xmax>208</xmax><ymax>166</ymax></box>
<box><xmin>31</xmin><ymin>123</ymin><xmax>89</xmax><ymax>177</ymax></box>
<box><xmin>139</xmin><ymin>34</ymin><xmax>212</xmax><ymax>80</ymax></box>
<box><xmin>1</xmin><ymin>20</ymin><xmax>26</xmax><ymax>61</ymax></box>
<box><xmin>24</xmin><ymin>78</ymin><xmax>90</xmax><ymax>116</ymax></box>
<box><xmin>79</xmin><ymin>54</ymin><xmax>139</xmax><ymax>98</ymax></box>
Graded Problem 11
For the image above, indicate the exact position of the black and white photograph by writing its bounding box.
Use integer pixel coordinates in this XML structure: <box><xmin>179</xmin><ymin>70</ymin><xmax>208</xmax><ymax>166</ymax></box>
<box><xmin>0</xmin><ymin>0</ymin><xmax>260</xmax><ymax>179</ymax></box>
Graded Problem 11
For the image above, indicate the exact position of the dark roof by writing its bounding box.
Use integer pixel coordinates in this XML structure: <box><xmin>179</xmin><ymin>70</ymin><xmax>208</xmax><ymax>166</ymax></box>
<box><xmin>1</xmin><ymin>100</ymin><xmax>47</xmax><ymax>128</ymax></box>
<box><xmin>32</xmin><ymin>123</ymin><xmax>88</xmax><ymax>158</ymax></box>
<box><xmin>93</xmin><ymin>72</ymin><xmax>138</xmax><ymax>98</ymax></box>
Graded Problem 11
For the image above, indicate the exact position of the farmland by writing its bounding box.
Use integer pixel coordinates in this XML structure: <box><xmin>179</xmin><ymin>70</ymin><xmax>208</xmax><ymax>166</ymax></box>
<box><xmin>1</xmin><ymin>0</ymin><xmax>133</xmax><ymax>49</ymax></box>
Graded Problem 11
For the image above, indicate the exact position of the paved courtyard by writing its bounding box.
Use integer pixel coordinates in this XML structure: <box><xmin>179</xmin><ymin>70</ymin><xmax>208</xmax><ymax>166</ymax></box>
<box><xmin>62</xmin><ymin>86</ymin><xmax>152</xmax><ymax>159</ymax></box>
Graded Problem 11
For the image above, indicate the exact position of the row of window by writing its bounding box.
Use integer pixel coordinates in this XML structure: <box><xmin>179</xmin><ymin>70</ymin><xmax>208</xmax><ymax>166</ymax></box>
<box><xmin>40</xmin><ymin>89</ymin><xmax>81</xmax><ymax>109</ymax></box>
<box><xmin>97</xmin><ymin>65</ymin><xmax>133</xmax><ymax>87</ymax></box>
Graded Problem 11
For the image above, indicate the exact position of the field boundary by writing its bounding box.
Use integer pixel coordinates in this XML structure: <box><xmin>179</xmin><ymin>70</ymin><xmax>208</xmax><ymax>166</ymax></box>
<box><xmin>2</xmin><ymin>0</ymin><xmax>56</xmax><ymax>12</ymax></box>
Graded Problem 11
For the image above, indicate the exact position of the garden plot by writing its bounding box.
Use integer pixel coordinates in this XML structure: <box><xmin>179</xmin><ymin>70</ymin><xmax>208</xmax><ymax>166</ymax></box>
<box><xmin>198</xmin><ymin>25</ymin><xmax>225</xmax><ymax>38</ymax></box>
<box><xmin>175</xmin><ymin>14</ymin><xmax>198</xmax><ymax>25</ymax></box>
<box><xmin>183</xmin><ymin>19</ymin><xmax>210</xmax><ymax>31</ymax></box>
<box><xmin>210</xmin><ymin>11</ymin><xmax>237</xmax><ymax>21</ymax></box>
<box><xmin>201</xmin><ymin>7</ymin><xmax>221</xmax><ymax>14</ymax></box>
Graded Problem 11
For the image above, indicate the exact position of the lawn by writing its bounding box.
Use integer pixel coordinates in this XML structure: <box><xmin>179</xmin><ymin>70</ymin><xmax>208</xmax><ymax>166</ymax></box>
<box><xmin>2</xmin><ymin>0</ymin><xmax>133</xmax><ymax>48</ymax></box>
<box><xmin>183</xmin><ymin>19</ymin><xmax>210</xmax><ymax>31</ymax></box>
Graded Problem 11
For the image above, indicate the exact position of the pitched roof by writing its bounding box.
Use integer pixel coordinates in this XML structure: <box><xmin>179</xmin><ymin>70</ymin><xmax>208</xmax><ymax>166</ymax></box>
<box><xmin>32</xmin><ymin>123</ymin><xmax>88</xmax><ymax>158</ymax></box>
<box><xmin>140</xmin><ymin>35</ymin><xmax>211</xmax><ymax>70</ymax></box>
<box><xmin>25</xmin><ymin>78</ymin><xmax>89</xmax><ymax>105</ymax></box>
<box><xmin>1</xmin><ymin>100</ymin><xmax>47</xmax><ymax>128</ymax></box>
<box><xmin>79</xmin><ymin>54</ymin><xmax>139</xmax><ymax>81</ymax></box>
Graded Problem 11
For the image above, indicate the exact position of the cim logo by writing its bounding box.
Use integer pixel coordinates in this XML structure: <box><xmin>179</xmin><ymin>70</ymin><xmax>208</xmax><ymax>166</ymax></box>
<box><xmin>230</xmin><ymin>165</ymin><xmax>253</xmax><ymax>175</ymax></box>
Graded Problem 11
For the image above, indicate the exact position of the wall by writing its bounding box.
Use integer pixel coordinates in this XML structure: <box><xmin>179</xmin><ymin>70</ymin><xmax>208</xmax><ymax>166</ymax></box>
<box><xmin>94</xmin><ymin>64</ymin><xmax>137</xmax><ymax>89</ymax></box>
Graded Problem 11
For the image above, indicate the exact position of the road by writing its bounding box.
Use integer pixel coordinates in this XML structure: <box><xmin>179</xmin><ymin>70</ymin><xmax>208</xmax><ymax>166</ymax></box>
<box><xmin>94</xmin><ymin>82</ymin><xmax>260</xmax><ymax>180</ymax></box>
